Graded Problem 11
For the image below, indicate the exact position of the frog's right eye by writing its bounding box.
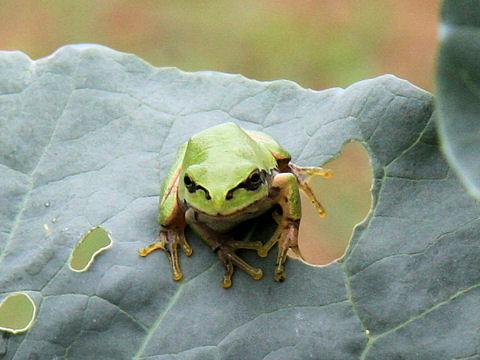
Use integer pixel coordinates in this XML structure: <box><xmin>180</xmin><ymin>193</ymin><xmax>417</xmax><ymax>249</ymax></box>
<box><xmin>184</xmin><ymin>175</ymin><xmax>196</xmax><ymax>192</ymax></box>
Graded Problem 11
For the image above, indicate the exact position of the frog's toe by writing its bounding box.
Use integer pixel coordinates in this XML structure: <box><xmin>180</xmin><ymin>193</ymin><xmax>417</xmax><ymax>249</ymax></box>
<box><xmin>180</xmin><ymin>235</ymin><xmax>193</xmax><ymax>256</ymax></box>
<box><xmin>257</xmin><ymin>248</ymin><xmax>269</xmax><ymax>258</ymax></box>
<box><xmin>251</xmin><ymin>267</ymin><xmax>264</xmax><ymax>280</ymax></box>
<box><xmin>138</xmin><ymin>240</ymin><xmax>165</xmax><ymax>257</ymax></box>
<box><xmin>230</xmin><ymin>252</ymin><xmax>264</xmax><ymax>281</ymax></box>
<box><xmin>274</xmin><ymin>265</ymin><xmax>286</xmax><ymax>282</ymax></box>
<box><xmin>171</xmin><ymin>268</ymin><xmax>183</xmax><ymax>281</ymax></box>
<box><xmin>166</xmin><ymin>250</ymin><xmax>184</xmax><ymax>282</ymax></box>
<box><xmin>164</xmin><ymin>240</ymin><xmax>184</xmax><ymax>281</ymax></box>
<box><xmin>221</xmin><ymin>264</ymin><xmax>234</xmax><ymax>288</ymax></box>
<box><xmin>221</xmin><ymin>277</ymin><xmax>232</xmax><ymax>288</ymax></box>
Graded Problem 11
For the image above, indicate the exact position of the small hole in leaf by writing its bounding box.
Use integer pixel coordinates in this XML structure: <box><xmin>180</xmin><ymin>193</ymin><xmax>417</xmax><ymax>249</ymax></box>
<box><xmin>0</xmin><ymin>292</ymin><xmax>36</xmax><ymax>334</ymax></box>
<box><xmin>69</xmin><ymin>226</ymin><xmax>113</xmax><ymax>272</ymax></box>
<box><xmin>298</xmin><ymin>141</ymin><xmax>373</xmax><ymax>265</ymax></box>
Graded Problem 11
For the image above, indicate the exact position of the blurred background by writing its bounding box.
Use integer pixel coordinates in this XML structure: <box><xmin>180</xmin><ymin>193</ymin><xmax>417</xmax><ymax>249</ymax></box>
<box><xmin>1</xmin><ymin>0</ymin><xmax>439</xmax><ymax>90</ymax></box>
<box><xmin>0</xmin><ymin>0</ymin><xmax>440</xmax><ymax>264</ymax></box>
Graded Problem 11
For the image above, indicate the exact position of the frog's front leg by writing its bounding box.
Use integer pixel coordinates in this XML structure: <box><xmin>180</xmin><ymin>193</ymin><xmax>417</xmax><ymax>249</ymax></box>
<box><xmin>258</xmin><ymin>173</ymin><xmax>302</xmax><ymax>282</ymax></box>
<box><xmin>138</xmin><ymin>209</ymin><xmax>192</xmax><ymax>281</ymax></box>
<box><xmin>288</xmin><ymin>163</ymin><xmax>332</xmax><ymax>217</ymax></box>
<box><xmin>185</xmin><ymin>209</ymin><xmax>263</xmax><ymax>288</ymax></box>
<box><xmin>139</xmin><ymin>142</ymin><xmax>194</xmax><ymax>281</ymax></box>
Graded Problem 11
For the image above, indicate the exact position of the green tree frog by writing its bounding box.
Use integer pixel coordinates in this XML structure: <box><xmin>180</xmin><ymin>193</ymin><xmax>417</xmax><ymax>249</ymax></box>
<box><xmin>139</xmin><ymin>122</ymin><xmax>331</xmax><ymax>288</ymax></box>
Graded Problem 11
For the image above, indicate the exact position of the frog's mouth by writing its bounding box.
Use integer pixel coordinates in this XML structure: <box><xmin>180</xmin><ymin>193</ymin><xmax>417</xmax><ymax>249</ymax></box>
<box><xmin>183</xmin><ymin>195</ymin><xmax>273</xmax><ymax>219</ymax></box>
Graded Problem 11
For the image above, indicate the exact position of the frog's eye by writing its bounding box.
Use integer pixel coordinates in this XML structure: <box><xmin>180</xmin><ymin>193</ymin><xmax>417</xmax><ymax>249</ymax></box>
<box><xmin>245</xmin><ymin>169</ymin><xmax>263</xmax><ymax>191</ymax></box>
<box><xmin>184</xmin><ymin>174</ymin><xmax>211</xmax><ymax>200</ymax></box>
<box><xmin>226</xmin><ymin>169</ymin><xmax>265</xmax><ymax>200</ymax></box>
<box><xmin>184</xmin><ymin>175</ymin><xmax>196</xmax><ymax>192</ymax></box>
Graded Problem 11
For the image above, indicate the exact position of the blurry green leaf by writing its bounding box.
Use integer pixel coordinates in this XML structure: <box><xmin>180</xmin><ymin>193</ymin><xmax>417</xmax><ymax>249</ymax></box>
<box><xmin>0</xmin><ymin>45</ymin><xmax>477</xmax><ymax>359</ymax></box>
<box><xmin>436</xmin><ymin>0</ymin><xmax>480</xmax><ymax>199</ymax></box>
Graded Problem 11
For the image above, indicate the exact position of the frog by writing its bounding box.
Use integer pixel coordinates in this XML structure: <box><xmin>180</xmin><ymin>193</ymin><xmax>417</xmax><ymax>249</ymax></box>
<box><xmin>139</xmin><ymin>122</ymin><xmax>331</xmax><ymax>288</ymax></box>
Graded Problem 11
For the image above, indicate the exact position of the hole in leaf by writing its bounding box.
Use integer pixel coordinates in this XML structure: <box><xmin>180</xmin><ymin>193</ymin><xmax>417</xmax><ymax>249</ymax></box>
<box><xmin>69</xmin><ymin>226</ymin><xmax>113</xmax><ymax>272</ymax></box>
<box><xmin>0</xmin><ymin>292</ymin><xmax>36</xmax><ymax>334</ymax></box>
<box><xmin>298</xmin><ymin>141</ymin><xmax>373</xmax><ymax>265</ymax></box>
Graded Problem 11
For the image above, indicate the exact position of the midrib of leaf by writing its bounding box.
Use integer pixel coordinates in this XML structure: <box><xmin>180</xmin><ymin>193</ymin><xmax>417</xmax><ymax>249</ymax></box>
<box><xmin>132</xmin><ymin>281</ymin><xmax>186</xmax><ymax>360</ymax></box>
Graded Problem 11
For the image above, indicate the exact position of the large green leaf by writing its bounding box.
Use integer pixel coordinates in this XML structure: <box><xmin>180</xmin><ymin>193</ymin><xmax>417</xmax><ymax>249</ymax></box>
<box><xmin>0</xmin><ymin>45</ymin><xmax>478</xmax><ymax>359</ymax></box>
<box><xmin>437</xmin><ymin>0</ymin><xmax>480</xmax><ymax>199</ymax></box>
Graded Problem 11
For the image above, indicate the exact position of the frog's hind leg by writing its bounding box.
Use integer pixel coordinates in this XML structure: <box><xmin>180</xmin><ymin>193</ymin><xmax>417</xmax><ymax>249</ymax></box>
<box><xmin>185</xmin><ymin>209</ymin><xmax>263</xmax><ymax>288</ymax></box>
<box><xmin>216</xmin><ymin>242</ymin><xmax>264</xmax><ymax>288</ymax></box>
<box><xmin>288</xmin><ymin>163</ymin><xmax>332</xmax><ymax>217</ymax></box>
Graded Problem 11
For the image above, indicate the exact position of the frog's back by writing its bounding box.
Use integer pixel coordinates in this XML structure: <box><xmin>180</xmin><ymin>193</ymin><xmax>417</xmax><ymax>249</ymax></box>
<box><xmin>183</xmin><ymin>122</ymin><xmax>278</xmax><ymax>170</ymax></box>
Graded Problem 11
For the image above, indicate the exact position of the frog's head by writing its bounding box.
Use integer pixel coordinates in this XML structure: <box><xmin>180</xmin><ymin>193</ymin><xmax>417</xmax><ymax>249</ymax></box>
<box><xmin>179</xmin><ymin>161</ymin><xmax>272</xmax><ymax>216</ymax></box>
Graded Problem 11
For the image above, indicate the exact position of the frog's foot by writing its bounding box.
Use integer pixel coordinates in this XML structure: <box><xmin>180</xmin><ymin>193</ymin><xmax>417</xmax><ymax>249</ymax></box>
<box><xmin>216</xmin><ymin>241</ymin><xmax>264</xmax><ymax>288</ymax></box>
<box><xmin>138</xmin><ymin>228</ymin><xmax>192</xmax><ymax>281</ymax></box>
<box><xmin>288</xmin><ymin>162</ymin><xmax>332</xmax><ymax>217</ymax></box>
<box><xmin>257</xmin><ymin>219</ymin><xmax>299</xmax><ymax>281</ymax></box>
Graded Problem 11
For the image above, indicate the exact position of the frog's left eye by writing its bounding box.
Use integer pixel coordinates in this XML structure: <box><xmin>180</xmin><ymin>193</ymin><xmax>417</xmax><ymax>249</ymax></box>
<box><xmin>184</xmin><ymin>175</ymin><xmax>196</xmax><ymax>193</ymax></box>
<box><xmin>184</xmin><ymin>174</ymin><xmax>211</xmax><ymax>200</ymax></box>
<box><xmin>245</xmin><ymin>169</ymin><xmax>263</xmax><ymax>191</ymax></box>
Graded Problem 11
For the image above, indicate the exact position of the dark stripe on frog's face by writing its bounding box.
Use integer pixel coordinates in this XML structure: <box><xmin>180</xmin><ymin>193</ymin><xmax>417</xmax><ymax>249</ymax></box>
<box><xmin>180</xmin><ymin>164</ymin><xmax>274</xmax><ymax>216</ymax></box>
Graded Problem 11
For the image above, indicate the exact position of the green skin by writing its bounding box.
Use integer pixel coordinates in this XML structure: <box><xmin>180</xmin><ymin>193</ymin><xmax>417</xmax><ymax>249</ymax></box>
<box><xmin>139</xmin><ymin>122</ymin><xmax>331</xmax><ymax>288</ymax></box>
